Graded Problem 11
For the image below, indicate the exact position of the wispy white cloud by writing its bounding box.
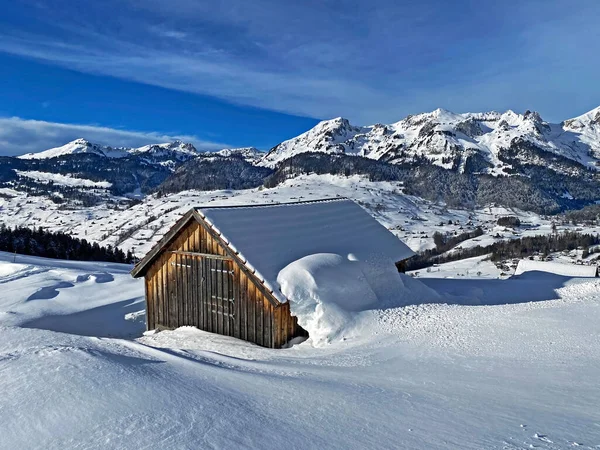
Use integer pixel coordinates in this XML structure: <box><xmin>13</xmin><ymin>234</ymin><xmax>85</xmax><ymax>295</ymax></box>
<box><xmin>0</xmin><ymin>117</ymin><xmax>228</xmax><ymax>156</ymax></box>
<box><xmin>0</xmin><ymin>0</ymin><xmax>598</xmax><ymax>123</ymax></box>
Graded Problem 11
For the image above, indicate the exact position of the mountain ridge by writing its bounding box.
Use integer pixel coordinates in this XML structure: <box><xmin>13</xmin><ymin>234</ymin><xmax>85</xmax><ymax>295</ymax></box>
<box><xmin>4</xmin><ymin>105</ymin><xmax>600</xmax><ymax>214</ymax></box>
<box><xmin>259</xmin><ymin>106</ymin><xmax>600</xmax><ymax>175</ymax></box>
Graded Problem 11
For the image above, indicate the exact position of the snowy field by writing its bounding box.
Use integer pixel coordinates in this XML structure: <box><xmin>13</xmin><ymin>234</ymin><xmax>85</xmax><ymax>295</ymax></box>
<box><xmin>1</xmin><ymin>251</ymin><xmax>599</xmax><ymax>449</ymax></box>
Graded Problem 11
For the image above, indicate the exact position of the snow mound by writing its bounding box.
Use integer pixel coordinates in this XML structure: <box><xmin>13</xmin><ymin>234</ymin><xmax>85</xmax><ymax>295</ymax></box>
<box><xmin>0</xmin><ymin>262</ymin><xmax>29</xmax><ymax>278</ymax></box>
<box><xmin>277</xmin><ymin>253</ymin><xmax>440</xmax><ymax>346</ymax></box>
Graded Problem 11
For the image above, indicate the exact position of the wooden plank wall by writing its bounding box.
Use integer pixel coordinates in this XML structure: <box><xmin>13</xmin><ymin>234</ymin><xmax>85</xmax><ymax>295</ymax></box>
<box><xmin>144</xmin><ymin>218</ymin><xmax>307</xmax><ymax>348</ymax></box>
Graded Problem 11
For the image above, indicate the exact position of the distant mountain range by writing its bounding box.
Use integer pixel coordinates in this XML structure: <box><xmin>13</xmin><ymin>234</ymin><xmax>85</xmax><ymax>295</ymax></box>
<box><xmin>18</xmin><ymin>138</ymin><xmax>262</xmax><ymax>167</ymax></box>
<box><xmin>260</xmin><ymin>106</ymin><xmax>600</xmax><ymax>176</ymax></box>
<box><xmin>3</xmin><ymin>105</ymin><xmax>600</xmax><ymax>214</ymax></box>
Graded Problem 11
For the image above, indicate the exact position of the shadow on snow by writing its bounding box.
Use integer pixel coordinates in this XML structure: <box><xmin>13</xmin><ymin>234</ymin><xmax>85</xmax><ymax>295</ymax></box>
<box><xmin>22</xmin><ymin>298</ymin><xmax>146</xmax><ymax>339</ymax></box>
<box><xmin>418</xmin><ymin>271</ymin><xmax>583</xmax><ymax>306</ymax></box>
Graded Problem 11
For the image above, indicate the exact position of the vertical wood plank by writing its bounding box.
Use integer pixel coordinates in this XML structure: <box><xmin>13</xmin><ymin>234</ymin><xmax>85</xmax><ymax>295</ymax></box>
<box><xmin>184</xmin><ymin>236</ymin><xmax>190</xmax><ymax>326</ymax></box>
<box><xmin>223</xmin><ymin>260</ymin><xmax>230</xmax><ymax>336</ymax></box>
<box><xmin>273</xmin><ymin>308</ymin><xmax>281</xmax><ymax>348</ymax></box>
<box><xmin>144</xmin><ymin>277</ymin><xmax>151</xmax><ymax>331</ymax></box>
<box><xmin>180</xmin><ymin>256</ymin><xmax>186</xmax><ymax>326</ymax></box>
<box><xmin>189</xmin><ymin>256</ymin><xmax>196</xmax><ymax>327</ymax></box>
<box><xmin>248</xmin><ymin>280</ymin><xmax>255</xmax><ymax>344</ymax></box>
<box><xmin>217</xmin><ymin>259</ymin><xmax>223</xmax><ymax>335</ymax></box>
<box><xmin>199</xmin><ymin>227</ymin><xmax>204</xmax><ymax>330</ymax></box>
<box><xmin>233</xmin><ymin>266</ymin><xmax>240</xmax><ymax>339</ymax></box>
<box><xmin>195</xmin><ymin>256</ymin><xmax>201</xmax><ymax>328</ymax></box>
<box><xmin>223</xmin><ymin>261</ymin><xmax>235</xmax><ymax>336</ymax></box>
<box><xmin>203</xmin><ymin>257</ymin><xmax>209</xmax><ymax>332</ymax></box>
<box><xmin>149</xmin><ymin>272</ymin><xmax>156</xmax><ymax>329</ymax></box>
<box><xmin>282</xmin><ymin>303</ymin><xmax>289</xmax><ymax>347</ymax></box>
<box><xmin>202</xmin><ymin>256</ymin><xmax>208</xmax><ymax>331</ymax></box>
<box><xmin>153</xmin><ymin>261</ymin><xmax>161</xmax><ymax>328</ymax></box>
<box><xmin>253</xmin><ymin>288</ymin><xmax>261</xmax><ymax>347</ymax></box>
<box><xmin>197</xmin><ymin>256</ymin><xmax>202</xmax><ymax>330</ymax></box>
<box><xmin>214</xmin><ymin>258</ymin><xmax>220</xmax><ymax>334</ymax></box>
<box><xmin>209</xmin><ymin>258</ymin><xmax>216</xmax><ymax>333</ymax></box>
<box><xmin>168</xmin><ymin>255</ymin><xmax>176</xmax><ymax>328</ymax></box>
<box><xmin>230</xmin><ymin>262</ymin><xmax>236</xmax><ymax>337</ymax></box>
<box><xmin>187</xmin><ymin>262</ymin><xmax>193</xmax><ymax>327</ymax></box>
<box><xmin>277</xmin><ymin>305</ymin><xmax>284</xmax><ymax>348</ymax></box>
<box><xmin>194</xmin><ymin>223</ymin><xmax>200</xmax><ymax>252</ymax></box>
<box><xmin>161</xmin><ymin>255</ymin><xmax>168</xmax><ymax>328</ymax></box>
<box><xmin>157</xmin><ymin>258</ymin><xmax>163</xmax><ymax>327</ymax></box>
<box><xmin>270</xmin><ymin>304</ymin><xmax>274</xmax><ymax>348</ymax></box>
<box><xmin>188</xmin><ymin>232</ymin><xmax>194</xmax><ymax>326</ymax></box>
<box><xmin>241</xmin><ymin>273</ymin><xmax>248</xmax><ymax>341</ymax></box>
<box><xmin>176</xmin><ymin>253</ymin><xmax>182</xmax><ymax>326</ymax></box>
<box><xmin>192</xmin><ymin>229</ymin><xmax>199</xmax><ymax>328</ymax></box>
<box><xmin>264</xmin><ymin>302</ymin><xmax>271</xmax><ymax>348</ymax></box>
<box><xmin>175</xmin><ymin>253</ymin><xmax>181</xmax><ymax>328</ymax></box>
<box><xmin>148</xmin><ymin>271</ymin><xmax>154</xmax><ymax>330</ymax></box>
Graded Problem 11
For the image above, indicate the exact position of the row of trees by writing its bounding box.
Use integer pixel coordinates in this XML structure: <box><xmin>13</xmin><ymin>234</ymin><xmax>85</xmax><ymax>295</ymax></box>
<box><xmin>0</xmin><ymin>224</ymin><xmax>133</xmax><ymax>263</ymax></box>
<box><xmin>406</xmin><ymin>231</ymin><xmax>600</xmax><ymax>271</ymax></box>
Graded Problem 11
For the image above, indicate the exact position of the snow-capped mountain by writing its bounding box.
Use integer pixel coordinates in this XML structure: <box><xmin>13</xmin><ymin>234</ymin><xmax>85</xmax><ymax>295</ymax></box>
<box><xmin>19</xmin><ymin>138</ymin><xmax>201</xmax><ymax>167</ymax></box>
<box><xmin>128</xmin><ymin>140</ymin><xmax>201</xmax><ymax>168</ymax></box>
<box><xmin>260</xmin><ymin>107</ymin><xmax>600</xmax><ymax>175</ymax></box>
<box><xmin>211</xmin><ymin>147</ymin><xmax>264</xmax><ymax>163</ymax></box>
<box><xmin>259</xmin><ymin>117</ymin><xmax>367</xmax><ymax>167</ymax></box>
<box><xmin>19</xmin><ymin>138</ymin><xmax>129</xmax><ymax>159</ymax></box>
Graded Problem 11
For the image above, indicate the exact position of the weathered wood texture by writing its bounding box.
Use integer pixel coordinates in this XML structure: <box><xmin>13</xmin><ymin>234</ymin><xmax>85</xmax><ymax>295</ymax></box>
<box><xmin>143</xmin><ymin>218</ymin><xmax>307</xmax><ymax>348</ymax></box>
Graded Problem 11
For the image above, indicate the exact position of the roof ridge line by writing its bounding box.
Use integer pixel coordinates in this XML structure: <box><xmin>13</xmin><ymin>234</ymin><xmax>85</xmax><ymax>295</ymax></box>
<box><xmin>195</xmin><ymin>197</ymin><xmax>348</xmax><ymax>211</ymax></box>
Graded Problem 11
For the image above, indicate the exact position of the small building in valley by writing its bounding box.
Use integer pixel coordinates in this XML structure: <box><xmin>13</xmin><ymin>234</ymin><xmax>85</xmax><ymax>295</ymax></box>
<box><xmin>131</xmin><ymin>199</ymin><xmax>415</xmax><ymax>348</ymax></box>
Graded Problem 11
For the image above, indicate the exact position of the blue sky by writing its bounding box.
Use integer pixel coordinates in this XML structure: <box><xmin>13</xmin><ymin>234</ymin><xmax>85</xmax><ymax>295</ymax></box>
<box><xmin>0</xmin><ymin>0</ymin><xmax>599</xmax><ymax>156</ymax></box>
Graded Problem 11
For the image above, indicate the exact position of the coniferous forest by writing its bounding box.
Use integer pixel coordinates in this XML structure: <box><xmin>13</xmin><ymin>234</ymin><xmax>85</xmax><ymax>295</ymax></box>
<box><xmin>0</xmin><ymin>224</ymin><xmax>133</xmax><ymax>263</ymax></box>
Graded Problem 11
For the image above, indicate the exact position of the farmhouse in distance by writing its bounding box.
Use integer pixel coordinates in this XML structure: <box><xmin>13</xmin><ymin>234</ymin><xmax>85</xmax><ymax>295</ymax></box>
<box><xmin>131</xmin><ymin>198</ymin><xmax>415</xmax><ymax>348</ymax></box>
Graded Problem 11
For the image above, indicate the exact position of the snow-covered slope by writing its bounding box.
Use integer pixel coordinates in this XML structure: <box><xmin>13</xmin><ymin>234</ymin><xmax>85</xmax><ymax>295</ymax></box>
<box><xmin>1</xmin><ymin>251</ymin><xmax>600</xmax><ymax>449</ymax></box>
<box><xmin>260</xmin><ymin>106</ymin><xmax>600</xmax><ymax>173</ymax></box>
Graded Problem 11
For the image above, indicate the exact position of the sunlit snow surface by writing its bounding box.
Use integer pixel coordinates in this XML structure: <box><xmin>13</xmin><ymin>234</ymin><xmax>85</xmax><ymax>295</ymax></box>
<box><xmin>0</xmin><ymin>251</ymin><xmax>599</xmax><ymax>449</ymax></box>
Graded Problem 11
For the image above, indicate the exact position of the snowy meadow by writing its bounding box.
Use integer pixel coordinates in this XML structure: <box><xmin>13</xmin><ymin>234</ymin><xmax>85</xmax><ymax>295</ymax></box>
<box><xmin>0</xmin><ymin>250</ymin><xmax>599</xmax><ymax>449</ymax></box>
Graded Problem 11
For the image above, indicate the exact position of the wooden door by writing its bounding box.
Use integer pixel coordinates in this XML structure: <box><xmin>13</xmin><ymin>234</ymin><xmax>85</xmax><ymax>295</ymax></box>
<box><xmin>206</xmin><ymin>258</ymin><xmax>235</xmax><ymax>336</ymax></box>
<box><xmin>189</xmin><ymin>255</ymin><xmax>234</xmax><ymax>336</ymax></box>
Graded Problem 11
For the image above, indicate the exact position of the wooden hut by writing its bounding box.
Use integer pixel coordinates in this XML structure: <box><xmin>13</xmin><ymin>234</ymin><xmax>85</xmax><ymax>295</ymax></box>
<box><xmin>131</xmin><ymin>199</ymin><xmax>415</xmax><ymax>348</ymax></box>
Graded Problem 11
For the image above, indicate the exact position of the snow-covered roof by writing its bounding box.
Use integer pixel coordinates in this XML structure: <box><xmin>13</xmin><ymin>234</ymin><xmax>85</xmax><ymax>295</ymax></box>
<box><xmin>197</xmin><ymin>199</ymin><xmax>415</xmax><ymax>302</ymax></box>
<box><xmin>515</xmin><ymin>260</ymin><xmax>597</xmax><ymax>278</ymax></box>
